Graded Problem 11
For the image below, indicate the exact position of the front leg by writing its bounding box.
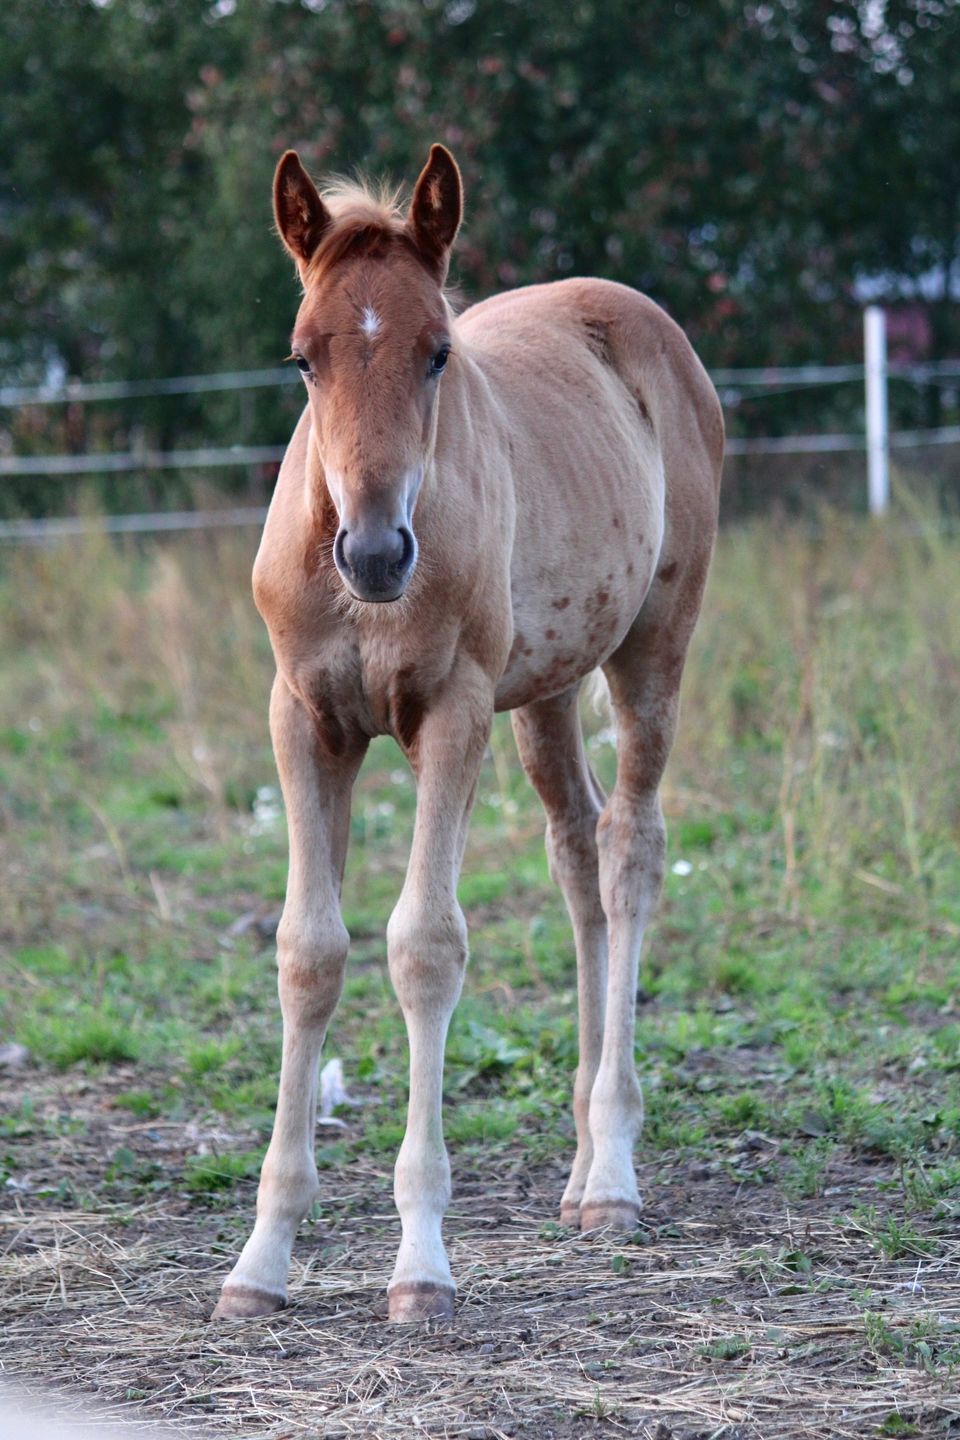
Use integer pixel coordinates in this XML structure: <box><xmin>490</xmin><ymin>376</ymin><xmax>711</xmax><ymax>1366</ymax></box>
<box><xmin>385</xmin><ymin>662</ymin><xmax>493</xmax><ymax>1322</ymax></box>
<box><xmin>213</xmin><ymin>677</ymin><xmax>366</xmax><ymax>1318</ymax></box>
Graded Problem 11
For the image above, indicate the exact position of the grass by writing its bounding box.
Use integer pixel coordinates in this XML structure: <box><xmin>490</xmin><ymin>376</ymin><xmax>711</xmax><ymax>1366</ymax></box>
<box><xmin>1</xmin><ymin>502</ymin><xmax>960</xmax><ymax>1436</ymax></box>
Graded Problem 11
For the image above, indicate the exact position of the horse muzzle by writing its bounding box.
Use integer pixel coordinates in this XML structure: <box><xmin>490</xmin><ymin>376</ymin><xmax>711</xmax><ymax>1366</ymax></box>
<box><xmin>333</xmin><ymin>521</ymin><xmax>417</xmax><ymax>603</ymax></box>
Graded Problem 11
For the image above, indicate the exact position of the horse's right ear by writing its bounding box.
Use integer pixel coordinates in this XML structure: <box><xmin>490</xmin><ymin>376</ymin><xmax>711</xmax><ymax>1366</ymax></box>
<box><xmin>273</xmin><ymin>151</ymin><xmax>332</xmax><ymax>270</ymax></box>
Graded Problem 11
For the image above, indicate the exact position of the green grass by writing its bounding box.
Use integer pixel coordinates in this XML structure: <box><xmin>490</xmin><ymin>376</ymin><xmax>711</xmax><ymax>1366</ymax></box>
<box><xmin>182</xmin><ymin>1150</ymin><xmax>265</xmax><ymax>1195</ymax></box>
<box><xmin>20</xmin><ymin>1007</ymin><xmax>141</xmax><ymax>1069</ymax></box>
<box><xmin>862</xmin><ymin>1309</ymin><xmax>960</xmax><ymax>1376</ymax></box>
<box><xmin>1</xmin><ymin>508</ymin><xmax>959</xmax><ymax>1218</ymax></box>
<box><xmin>698</xmin><ymin>1334</ymin><xmax>751</xmax><ymax>1362</ymax></box>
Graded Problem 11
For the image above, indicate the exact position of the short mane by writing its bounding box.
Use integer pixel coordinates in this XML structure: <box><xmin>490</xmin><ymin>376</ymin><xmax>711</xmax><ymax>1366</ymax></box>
<box><xmin>307</xmin><ymin>176</ymin><xmax>417</xmax><ymax>279</ymax></box>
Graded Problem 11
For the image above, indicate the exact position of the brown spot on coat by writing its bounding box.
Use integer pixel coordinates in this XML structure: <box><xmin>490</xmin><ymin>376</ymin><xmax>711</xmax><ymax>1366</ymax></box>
<box><xmin>508</xmin><ymin>631</ymin><xmax>527</xmax><ymax>664</ymax></box>
<box><xmin>657</xmin><ymin>560</ymin><xmax>679</xmax><ymax>583</ymax></box>
<box><xmin>552</xmin><ymin>597</ymin><xmax>570</xmax><ymax>611</ymax></box>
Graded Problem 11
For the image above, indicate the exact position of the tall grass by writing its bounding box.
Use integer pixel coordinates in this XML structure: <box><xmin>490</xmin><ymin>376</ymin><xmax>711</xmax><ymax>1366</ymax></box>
<box><xmin>1</xmin><ymin>507</ymin><xmax>957</xmax><ymax>941</ymax></box>
<box><xmin>679</xmin><ymin>512</ymin><xmax>958</xmax><ymax>927</ymax></box>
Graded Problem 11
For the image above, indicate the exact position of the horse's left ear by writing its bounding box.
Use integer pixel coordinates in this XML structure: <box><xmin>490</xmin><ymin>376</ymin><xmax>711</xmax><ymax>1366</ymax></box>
<box><xmin>408</xmin><ymin>144</ymin><xmax>463</xmax><ymax>281</ymax></box>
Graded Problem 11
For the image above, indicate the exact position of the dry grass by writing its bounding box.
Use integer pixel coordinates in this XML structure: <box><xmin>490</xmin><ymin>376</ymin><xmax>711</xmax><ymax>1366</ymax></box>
<box><xmin>4</xmin><ymin>1147</ymin><xmax>960</xmax><ymax>1440</ymax></box>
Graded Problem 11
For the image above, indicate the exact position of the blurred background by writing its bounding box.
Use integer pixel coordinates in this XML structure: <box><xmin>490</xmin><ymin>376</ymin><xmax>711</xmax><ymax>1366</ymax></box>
<box><xmin>4</xmin><ymin>8</ymin><xmax>960</xmax><ymax>1427</ymax></box>
<box><xmin>2</xmin><ymin>0</ymin><xmax>958</xmax><ymax>523</ymax></box>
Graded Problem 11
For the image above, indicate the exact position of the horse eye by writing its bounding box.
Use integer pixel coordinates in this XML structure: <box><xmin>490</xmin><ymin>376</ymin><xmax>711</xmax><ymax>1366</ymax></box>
<box><xmin>430</xmin><ymin>345</ymin><xmax>451</xmax><ymax>376</ymax></box>
<box><xmin>294</xmin><ymin>355</ymin><xmax>312</xmax><ymax>376</ymax></box>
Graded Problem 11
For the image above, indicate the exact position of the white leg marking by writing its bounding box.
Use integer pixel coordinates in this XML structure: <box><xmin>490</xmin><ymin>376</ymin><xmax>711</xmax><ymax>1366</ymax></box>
<box><xmin>387</xmin><ymin>896</ymin><xmax>466</xmax><ymax>1310</ymax></box>
<box><xmin>580</xmin><ymin>789</ymin><xmax>664</xmax><ymax>1230</ymax></box>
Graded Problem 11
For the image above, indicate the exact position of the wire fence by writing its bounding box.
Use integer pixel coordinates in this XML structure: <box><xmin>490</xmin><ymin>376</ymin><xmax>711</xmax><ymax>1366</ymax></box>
<box><xmin>5</xmin><ymin>357</ymin><xmax>959</xmax><ymax>408</ymax></box>
<box><xmin>1</xmin><ymin>318</ymin><xmax>958</xmax><ymax>541</ymax></box>
<box><xmin>0</xmin><ymin>507</ymin><xmax>269</xmax><ymax>542</ymax></box>
<box><xmin>0</xmin><ymin>445</ymin><xmax>286</xmax><ymax>477</ymax></box>
<box><xmin>0</xmin><ymin>368</ymin><xmax>296</xmax><ymax>408</ymax></box>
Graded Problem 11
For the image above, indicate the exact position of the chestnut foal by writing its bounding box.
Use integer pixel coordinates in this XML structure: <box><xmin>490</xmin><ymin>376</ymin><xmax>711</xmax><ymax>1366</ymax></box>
<box><xmin>214</xmin><ymin>144</ymin><xmax>722</xmax><ymax>1324</ymax></box>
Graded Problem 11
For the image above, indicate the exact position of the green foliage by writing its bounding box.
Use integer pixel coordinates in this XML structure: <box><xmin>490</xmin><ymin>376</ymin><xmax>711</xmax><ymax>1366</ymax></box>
<box><xmin>845</xmin><ymin>1206</ymin><xmax>936</xmax><ymax>1261</ymax></box>
<box><xmin>114</xmin><ymin>1090</ymin><xmax>163</xmax><ymax>1118</ymax></box>
<box><xmin>699</xmin><ymin>1334</ymin><xmax>751</xmax><ymax>1362</ymax></box>
<box><xmin>1</xmin><ymin>1</ymin><xmax>958</xmax><ymax>515</ymax></box>
<box><xmin>181</xmin><ymin>1149</ymin><xmax>264</xmax><ymax>1195</ymax></box>
<box><xmin>879</xmin><ymin>1417</ymin><xmax>919</xmax><ymax>1437</ymax></box>
<box><xmin>862</xmin><ymin>1310</ymin><xmax>960</xmax><ymax>1375</ymax></box>
<box><xmin>21</xmin><ymin>1008</ymin><xmax>140</xmax><ymax>1069</ymax></box>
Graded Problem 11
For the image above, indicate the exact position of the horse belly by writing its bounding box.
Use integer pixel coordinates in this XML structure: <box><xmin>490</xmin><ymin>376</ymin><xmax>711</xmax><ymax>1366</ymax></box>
<box><xmin>493</xmin><ymin>460</ymin><xmax>662</xmax><ymax>712</ymax></box>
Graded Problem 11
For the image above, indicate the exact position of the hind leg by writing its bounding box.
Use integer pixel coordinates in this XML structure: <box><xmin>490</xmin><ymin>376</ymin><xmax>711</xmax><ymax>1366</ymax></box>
<box><xmin>512</xmin><ymin>687</ymin><xmax>608</xmax><ymax>1226</ymax></box>
<box><xmin>580</xmin><ymin>554</ymin><xmax>712</xmax><ymax>1232</ymax></box>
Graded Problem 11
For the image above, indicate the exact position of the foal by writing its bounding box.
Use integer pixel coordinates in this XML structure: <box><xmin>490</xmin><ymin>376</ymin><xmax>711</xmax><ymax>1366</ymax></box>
<box><xmin>214</xmin><ymin>144</ymin><xmax>722</xmax><ymax>1324</ymax></box>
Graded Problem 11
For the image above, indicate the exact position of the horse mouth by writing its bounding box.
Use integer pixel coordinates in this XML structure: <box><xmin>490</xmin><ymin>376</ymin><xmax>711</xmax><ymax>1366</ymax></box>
<box><xmin>342</xmin><ymin>576</ymin><xmax>411</xmax><ymax>604</ymax></box>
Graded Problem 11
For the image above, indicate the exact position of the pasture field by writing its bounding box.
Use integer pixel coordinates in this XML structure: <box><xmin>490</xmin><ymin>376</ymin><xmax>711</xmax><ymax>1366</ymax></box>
<box><xmin>2</xmin><ymin>508</ymin><xmax>960</xmax><ymax>1439</ymax></box>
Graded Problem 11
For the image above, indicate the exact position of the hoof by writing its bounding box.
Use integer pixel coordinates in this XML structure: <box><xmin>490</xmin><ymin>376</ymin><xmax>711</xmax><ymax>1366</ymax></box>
<box><xmin>579</xmin><ymin>1199</ymin><xmax>641</xmax><ymax>1235</ymax></box>
<box><xmin>211</xmin><ymin>1282</ymin><xmax>287</xmax><ymax>1320</ymax></box>
<box><xmin>387</xmin><ymin>1281</ymin><xmax>455</xmax><ymax>1324</ymax></box>
<box><xmin>559</xmin><ymin>1201</ymin><xmax>581</xmax><ymax>1229</ymax></box>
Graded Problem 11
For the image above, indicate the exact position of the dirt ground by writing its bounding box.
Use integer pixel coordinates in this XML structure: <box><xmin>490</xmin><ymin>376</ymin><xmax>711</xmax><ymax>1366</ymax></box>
<box><xmin>3</xmin><ymin>1068</ymin><xmax>959</xmax><ymax>1440</ymax></box>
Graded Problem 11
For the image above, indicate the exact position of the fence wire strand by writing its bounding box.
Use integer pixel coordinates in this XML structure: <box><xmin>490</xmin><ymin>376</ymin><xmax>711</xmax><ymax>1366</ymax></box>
<box><xmin>1</xmin><ymin>356</ymin><xmax>958</xmax><ymax>541</ymax></box>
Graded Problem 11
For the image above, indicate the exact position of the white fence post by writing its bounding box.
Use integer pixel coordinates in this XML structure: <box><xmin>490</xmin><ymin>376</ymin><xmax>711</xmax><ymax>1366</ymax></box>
<box><xmin>864</xmin><ymin>305</ymin><xmax>889</xmax><ymax>515</ymax></box>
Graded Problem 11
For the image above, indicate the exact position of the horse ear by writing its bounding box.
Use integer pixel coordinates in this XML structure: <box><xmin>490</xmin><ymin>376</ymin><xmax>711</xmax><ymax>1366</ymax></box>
<box><xmin>273</xmin><ymin>151</ymin><xmax>332</xmax><ymax>269</ymax></box>
<box><xmin>408</xmin><ymin>144</ymin><xmax>463</xmax><ymax>280</ymax></box>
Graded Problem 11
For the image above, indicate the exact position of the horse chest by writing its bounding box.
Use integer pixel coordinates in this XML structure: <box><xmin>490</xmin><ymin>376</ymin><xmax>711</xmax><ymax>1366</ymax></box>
<box><xmin>284</xmin><ymin>627</ymin><xmax>458</xmax><ymax>755</ymax></box>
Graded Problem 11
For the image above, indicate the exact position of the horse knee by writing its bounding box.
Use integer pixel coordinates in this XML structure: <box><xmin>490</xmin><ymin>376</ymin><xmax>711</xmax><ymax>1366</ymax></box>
<box><xmin>386</xmin><ymin>899</ymin><xmax>467</xmax><ymax>1013</ymax></box>
<box><xmin>276</xmin><ymin>914</ymin><xmax>349</xmax><ymax>1027</ymax></box>
<box><xmin>596</xmin><ymin>794</ymin><xmax>665</xmax><ymax>919</ymax></box>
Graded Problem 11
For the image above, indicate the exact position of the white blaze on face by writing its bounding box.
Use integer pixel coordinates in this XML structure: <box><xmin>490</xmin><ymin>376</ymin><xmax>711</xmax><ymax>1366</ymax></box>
<box><xmin>360</xmin><ymin>305</ymin><xmax>382</xmax><ymax>339</ymax></box>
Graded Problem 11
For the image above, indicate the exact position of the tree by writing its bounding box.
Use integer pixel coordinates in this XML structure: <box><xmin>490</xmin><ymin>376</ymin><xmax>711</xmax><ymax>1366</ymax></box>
<box><xmin>1</xmin><ymin>0</ymin><xmax>956</xmax><ymax>514</ymax></box>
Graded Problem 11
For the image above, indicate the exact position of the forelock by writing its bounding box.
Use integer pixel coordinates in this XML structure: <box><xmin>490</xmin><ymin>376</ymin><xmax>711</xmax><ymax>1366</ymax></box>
<box><xmin>305</xmin><ymin>177</ymin><xmax>416</xmax><ymax>280</ymax></box>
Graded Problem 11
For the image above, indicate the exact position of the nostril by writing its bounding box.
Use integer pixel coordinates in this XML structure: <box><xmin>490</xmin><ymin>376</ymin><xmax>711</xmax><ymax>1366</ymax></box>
<box><xmin>334</xmin><ymin>528</ymin><xmax>350</xmax><ymax>572</ymax></box>
<box><xmin>397</xmin><ymin>526</ymin><xmax>415</xmax><ymax>573</ymax></box>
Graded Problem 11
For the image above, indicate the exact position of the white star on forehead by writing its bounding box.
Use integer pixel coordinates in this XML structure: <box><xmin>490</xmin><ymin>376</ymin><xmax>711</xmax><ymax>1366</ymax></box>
<box><xmin>360</xmin><ymin>305</ymin><xmax>382</xmax><ymax>338</ymax></box>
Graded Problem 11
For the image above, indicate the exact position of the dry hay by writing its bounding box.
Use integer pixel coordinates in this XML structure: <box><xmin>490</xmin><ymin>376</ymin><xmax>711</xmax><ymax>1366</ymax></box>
<box><xmin>3</xmin><ymin>1154</ymin><xmax>960</xmax><ymax>1440</ymax></box>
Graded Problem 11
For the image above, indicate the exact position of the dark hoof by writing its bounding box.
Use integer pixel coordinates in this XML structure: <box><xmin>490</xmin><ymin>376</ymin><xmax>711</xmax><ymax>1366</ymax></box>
<box><xmin>211</xmin><ymin>1283</ymin><xmax>287</xmax><ymax>1319</ymax></box>
<box><xmin>579</xmin><ymin>1199</ymin><xmax>641</xmax><ymax>1235</ymax></box>
<box><xmin>387</xmin><ymin>1281</ymin><xmax>456</xmax><ymax>1323</ymax></box>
